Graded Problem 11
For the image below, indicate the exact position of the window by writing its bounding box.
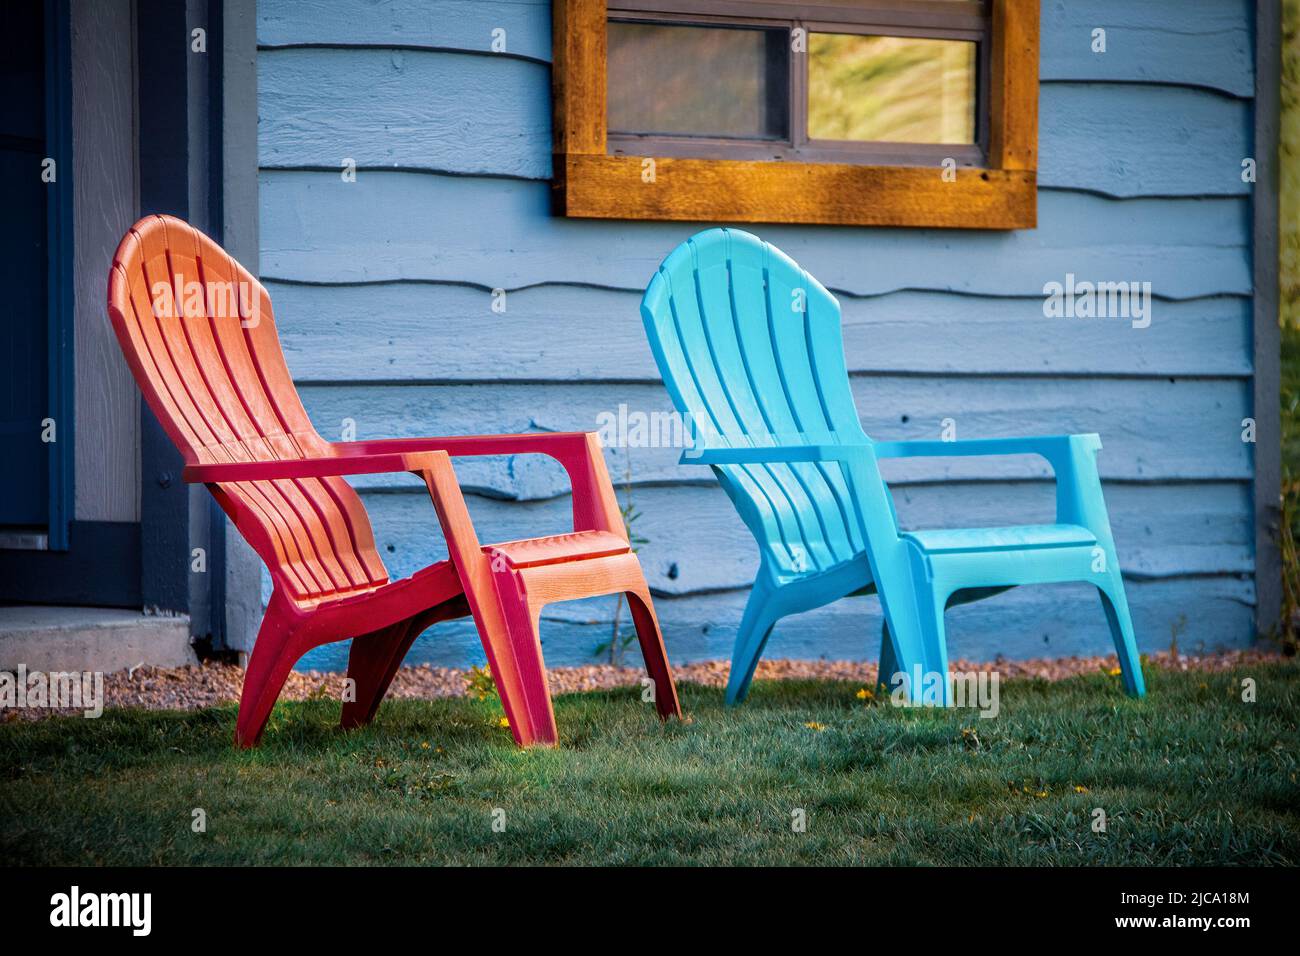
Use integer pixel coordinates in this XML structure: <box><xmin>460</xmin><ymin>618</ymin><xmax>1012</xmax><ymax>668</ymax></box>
<box><xmin>606</xmin><ymin>23</ymin><xmax>791</xmax><ymax>143</ymax></box>
<box><xmin>552</xmin><ymin>0</ymin><xmax>1038</xmax><ymax>228</ymax></box>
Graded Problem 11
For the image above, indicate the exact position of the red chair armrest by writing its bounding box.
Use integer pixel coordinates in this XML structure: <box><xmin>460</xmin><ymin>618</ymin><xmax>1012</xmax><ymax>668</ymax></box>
<box><xmin>333</xmin><ymin>433</ymin><xmax>623</xmax><ymax>536</ymax></box>
<box><xmin>182</xmin><ymin>450</ymin><xmax>443</xmax><ymax>483</ymax></box>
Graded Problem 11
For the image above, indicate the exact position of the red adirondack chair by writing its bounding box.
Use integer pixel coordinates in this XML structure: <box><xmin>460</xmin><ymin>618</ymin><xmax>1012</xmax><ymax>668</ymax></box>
<box><xmin>106</xmin><ymin>215</ymin><xmax>680</xmax><ymax>747</ymax></box>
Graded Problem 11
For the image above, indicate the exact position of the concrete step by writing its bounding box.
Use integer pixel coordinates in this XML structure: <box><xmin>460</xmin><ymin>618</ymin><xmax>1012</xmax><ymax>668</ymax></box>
<box><xmin>0</xmin><ymin>606</ymin><xmax>196</xmax><ymax>673</ymax></box>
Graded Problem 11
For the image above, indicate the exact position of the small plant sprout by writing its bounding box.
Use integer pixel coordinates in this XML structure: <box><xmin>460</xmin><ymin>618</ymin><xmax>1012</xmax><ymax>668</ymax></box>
<box><xmin>464</xmin><ymin>665</ymin><xmax>496</xmax><ymax>702</ymax></box>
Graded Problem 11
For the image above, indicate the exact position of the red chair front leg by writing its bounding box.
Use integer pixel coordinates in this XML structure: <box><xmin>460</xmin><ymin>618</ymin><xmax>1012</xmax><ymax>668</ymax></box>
<box><xmin>236</xmin><ymin>591</ymin><xmax>309</xmax><ymax>748</ymax></box>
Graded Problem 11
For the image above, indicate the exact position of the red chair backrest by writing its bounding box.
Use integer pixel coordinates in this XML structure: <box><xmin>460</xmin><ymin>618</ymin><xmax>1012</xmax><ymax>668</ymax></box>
<box><xmin>107</xmin><ymin>215</ymin><xmax>388</xmax><ymax>604</ymax></box>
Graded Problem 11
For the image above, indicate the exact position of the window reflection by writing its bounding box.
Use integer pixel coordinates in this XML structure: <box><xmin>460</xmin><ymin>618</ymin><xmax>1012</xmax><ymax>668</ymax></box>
<box><xmin>808</xmin><ymin>34</ymin><xmax>977</xmax><ymax>144</ymax></box>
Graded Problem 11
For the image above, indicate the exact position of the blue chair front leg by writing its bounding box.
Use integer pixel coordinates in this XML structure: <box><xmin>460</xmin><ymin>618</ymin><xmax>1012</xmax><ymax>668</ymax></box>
<box><xmin>1056</xmin><ymin>439</ymin><xmax>1146</xmax><ymax>698</ymax></box>
<box><xmin>877</xmin><ymin>622</ymin><xmax>899</xmax><ymax>691</ymax></box>
<box><xmin>870</xmin><ymin>545</ymin><xmax>947</xmax><ymax>706</ymax></box>
<box><xmin>879</xmin><ymin>589</ymin><xmax>951</xmax><ymax>704</ymax></box>
<box><xmin>727</xmin><ymin>573</ymin><xmax>781</xmax><ymax>705</ymax></box>
<box><xmin>1095</xmin><ymin>551</ymin><xmax>1146</xmax><ymax>697</ymax></box>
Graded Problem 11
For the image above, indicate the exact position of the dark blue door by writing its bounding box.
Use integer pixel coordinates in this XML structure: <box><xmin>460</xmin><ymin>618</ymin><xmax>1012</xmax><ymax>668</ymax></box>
<box><xmin>0</xmin><ymin>0</ymin><xmax>50</xmax><ymax>527</ymax></box>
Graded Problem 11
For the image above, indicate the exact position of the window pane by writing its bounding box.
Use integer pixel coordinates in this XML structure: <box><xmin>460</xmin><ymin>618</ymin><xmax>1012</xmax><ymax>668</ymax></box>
<box><xmin>607</xmin><ymin>22</ymin><xmax>789</xmax><ymax>139</ymax></box>
<box><xmin>808</xmin><ymin>34</ymin><xmax>976</xmax><ymax>144</ymax></box>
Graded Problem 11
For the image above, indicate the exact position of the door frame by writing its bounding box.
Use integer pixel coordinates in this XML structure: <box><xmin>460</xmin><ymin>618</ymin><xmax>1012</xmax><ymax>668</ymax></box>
<box><xmin>44</xmin><ymin>0</ymin><xmax>75</xmax><ymax>550</ymax></box>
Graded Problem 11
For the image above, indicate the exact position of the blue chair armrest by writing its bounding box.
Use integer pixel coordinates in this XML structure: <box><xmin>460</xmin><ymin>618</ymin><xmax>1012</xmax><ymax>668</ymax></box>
<box><xmin>876</xmin><ymin>434</ymin><xmax>1110</xmax><ymax>537</ymax></box>
<box><xmin>872</xmin><ymin>433</ymin><xmax>1101</xmax><ymax>461</ymax></box>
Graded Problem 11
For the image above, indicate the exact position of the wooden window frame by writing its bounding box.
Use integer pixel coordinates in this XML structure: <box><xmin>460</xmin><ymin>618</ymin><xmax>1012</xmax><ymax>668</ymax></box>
<box><xmin>552</xmin><ymin>0</ymin><xmax>1038</xmax><ymax>228</ymax></box>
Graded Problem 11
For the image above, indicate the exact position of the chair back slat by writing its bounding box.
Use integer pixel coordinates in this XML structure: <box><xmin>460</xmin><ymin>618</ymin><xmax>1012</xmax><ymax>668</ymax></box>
<box><xmin>642</xmin><ymin>228</ymin><xmax>871</xmax><ymax>576</ymax></box>
<box><xmin>107</xmin><ymin>215</ymin><xmax>388</xmax><ymax>602</ymax></box>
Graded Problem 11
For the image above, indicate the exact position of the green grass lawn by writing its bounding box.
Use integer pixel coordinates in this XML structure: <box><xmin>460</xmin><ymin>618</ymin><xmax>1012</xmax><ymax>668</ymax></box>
<box><xmin>3</xmin><ymin>663</ymin><xmax>1298</xmax><ymax>866</ymax></box>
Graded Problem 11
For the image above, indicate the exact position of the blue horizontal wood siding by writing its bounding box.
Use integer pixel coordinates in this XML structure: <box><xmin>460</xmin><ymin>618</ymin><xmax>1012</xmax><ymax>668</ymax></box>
<box><xmin>261</xmin><ymin>49</ymin><xmax>1253</xmax><ymax>197</ymax></box>
<box><xmin>266</xmin><ymin>284</ymin><xmax>1254</xmax><ymax>379</ymax></box>
<box><xmin>259</xmin><ymin>0</ymin><xmax>554</xmax><ymax>63</ymax></box>
<box><xmin>293</xmin><ymin>379</ymin><xmax>1253</xmax><ymax>490</ymax></box>
<box><xmin>259</xmin><ymin>49</ymin><xmax>550</xmax><ymax>179</ymax></box>
<box><xmin>261</xmin><ymin>175</ymin><xmax>1251</xmax><ymax>297</ymax></box>
<box><xmin>257</xmin><ymin>0</ymin><xmax>1252</xmax><ymax>97</ymax></box>
<box><xmin>256</xmin><ymin>0</ymin><xmax>1261</xmax><ymax>670</ymax></box>
<box><xmin>305</xmin><ymin>477</ymin><xmax>1255</xmax><ymax>587</ymax></box>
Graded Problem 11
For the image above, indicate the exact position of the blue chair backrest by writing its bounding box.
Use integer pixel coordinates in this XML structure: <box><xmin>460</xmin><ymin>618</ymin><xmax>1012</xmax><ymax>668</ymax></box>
<box><xmin>641</xmin><ymin>228</ymin><xmax>871</xmax><ymax>576</ymax></box>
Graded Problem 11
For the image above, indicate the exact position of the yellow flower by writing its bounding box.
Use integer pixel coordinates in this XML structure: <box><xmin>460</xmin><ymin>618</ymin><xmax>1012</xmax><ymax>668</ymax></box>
<box><xmin>856</xmin><ymin>688</ymin><xmax>869</xmax><ymax>700</ymax></box>
<box><xmin>497</xmin><ymin>717</ymin><xmax>510</xmax><ymax>729</ymax></box>
<box><xmin>420</xmin><ymin>741</ymin><xmax>431</xmax><ymax>750</ymax></box>
<box><xmin>804</xmin><ymin>721</ymin><xmax>826</xmax><ymax>732</ymax></box>
<box><xmin>1107</xmin><ymin>667</ymin><xmax>1123</xmax><ymax>676</ymax></box>
<box><xmin>1074</xmin><ymin>785</ymin><xmax>1089</xmax><ymax>793</ymax></box>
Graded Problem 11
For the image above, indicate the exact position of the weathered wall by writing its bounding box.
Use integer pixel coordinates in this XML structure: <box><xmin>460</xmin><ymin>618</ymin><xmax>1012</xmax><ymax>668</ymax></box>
<box><xmin>257</xmin><ymin>0</ymin><xmax>1259</xmax><ymax>669</ymax></box>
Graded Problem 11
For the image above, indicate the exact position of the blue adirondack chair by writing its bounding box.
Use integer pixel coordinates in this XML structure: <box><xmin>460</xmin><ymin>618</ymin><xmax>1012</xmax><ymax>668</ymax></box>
<box><xmin>639</xmin><ymin>228</ymin><xmax>1146</xmax><ymax>705</ymax></box>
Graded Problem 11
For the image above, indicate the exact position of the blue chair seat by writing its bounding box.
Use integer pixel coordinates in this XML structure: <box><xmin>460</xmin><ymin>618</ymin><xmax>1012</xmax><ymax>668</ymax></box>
<box><xmin>902</xmin><ymin>523</ymin><xmax>1097</xmax><ymax>555</ymax></box>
